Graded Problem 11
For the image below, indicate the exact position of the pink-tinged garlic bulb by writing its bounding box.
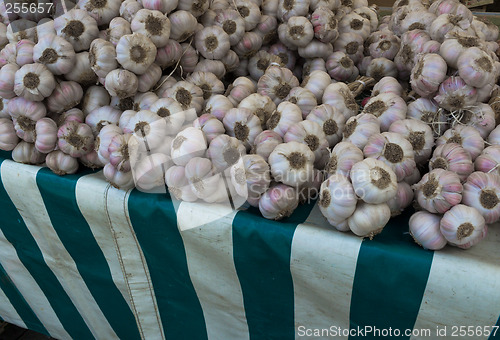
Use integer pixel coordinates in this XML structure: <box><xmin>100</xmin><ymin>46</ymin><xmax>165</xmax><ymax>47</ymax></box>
<box><xmin>429</xmin><ymin>0</ymin><xmax>473</xmax><ymax>20</ymax></box>
<box><xmin>15</xmin><ymin>40</ymin><xmax>34</xmax><ymax>67</ymax></box>
<box><xmin>342</xmin><ymin>113</ymin><xmax>380</xmax><ymax>150</ymax></box>
<box><xmin>248</xmin><ymin>51</ymin><xmax>283</xmax><ymax>81</ymax></box>
<box><xmin>269</xmin><ymin>42</ymin><xmax>296</xmax><ymax>70</ymax></box>
<box><xmin>429</xmin><ymin>13</ymin><xmax>473</xmax><ymax>43</ymax></box>
<box><xmin>155</xmin><ymin>40</ymin><xmax>183</xmax><ymax>69</ymax></box>
<box><xmin>171</xmin><ymin>127</ymin><xmax>207</xmax><ymax>166</ymax></box>
<box><xmin>238</xmin><ymin>94</ymin><xmax>276</xmax><ymax>129</ymax></box>
<box><xmin>362</xmin><ymin>93</ymin><xmax>406</xmax><ymax>131</ymax></box>
<box><xmin>0</xmin><ymin>44</ymin><xmax>18</xmax><ymax>68</ymax></box>
<box><xmin>232</xmin><ymin>32</ymin><xmax>263</xmax><ymax>59</ymax></box>
<box><xmin>223</xmin><ymin>108</ymin><xmax>263</xmax><ymax>150</ymax></box>
<box><xmin>168</xmin><ymin>10</ymin><xmax>197</xmax><ymax>42</ymax></box>
<box><xmin>338</xmin><ymin>12</ymin><xmax>370</xmax><ymax>39</ymax></box>
<box><xmin>489</xmin><ymin>125</ymin><xmax>500</xmax><ymax>146</ymax></box>
<box><xmin>57</xmin><ymin>122</ymin><xmax>94</xmax><ymax>157</ymax></box>
<box><xmin>230</xmin><ymin>154</ymin><xmax>271</xmax><ymax>201</ymax></box>
<box><xmin>95</xmin><ymin>124</ymin><xmax>122</xmax><ymax>163</ymax></box>
<box><xmin>310</xmin><ymin>0</ymin><xmax>340</xmax><ymax>11</ymax></box>
<box><xmin>165</xmin><ymin>81</ymin><xmax>204</xmax><ymax>114</ymax></box>
<box><xmin>406</xmin><ymin>98</ymin><xmax>448</xmax><ymax>136</ymax></box>
<box><xmin>350</xmin><ymin>157</ymin><xmax>397</xmax><ymax>204</ymax></box>
<box><xmin>387</xmin><ymin>181</ymin><xmax>413</xmax><ymax>217</ymax></box>
<box><xmin>14</xmin><ymin>63</ymin><xmax>56</xmax><ymax>102</ymax></box>
<box><xmin>12</xmin><ymin>141</ymin><xmax>46</xmax><ymax>164</ymax></box>
<box><xmin>475</xmin><ymin>146</ymin><xmax>500</xmax><ymax>175</ymax></box>
<box><xmin>137</xmin><ymin>64</ymin><xmax>162</xmax><ymax>93</ymax></box>
<box><xmin>54</xmin><ymin>9</ymin><xmax>99</xmax><ymax>52</ymax></box>
<box><xmin>253</xmin><ymin>15</ymin><xmax>278</xmax><ymax>45</ymax></box>
<box><xmin>439</xmin><ymin>33</ymin><xmax>482</xmax><ymax>69</ymax></box>
<box><xmin>203</xmin><ymin>95</ymin><xmax>233</xmax><ymax>121</ymax></box>
<box><xmin>409</xmin><ymin>212</ymin><xmax>447</xmax><ymax>250</ymax></box>
<box><xmin>123</xmin><ymin>110</ymin><xmax>167</xmax><ymax>150</ymax></box>
<box><xmin>56</xmin><ymin>109</ymin><xmax>85</xmax><ymax>126</ymax></box>
<box><xmin>89</xmin><ymin>39</ymin><xmax>117</xmax><ymax>79</ymax></box>
<box><xmin>389</xmin><ymin>119</ymin><xmax>434</xmax><ymax>164</ymax></box>
<box><xmin>233</xmin><ymin>0</ymin><xmax>261</xmax><ymax>31</ymax></box>
<box><xmin>103</xmin><ymin>163</ymin><xmax>135</xmax><ymax>189</ymax></box>
<box><xmin>348</xmin><ymin>201</ymin><xmax>391</xmax><ymax>239</ymax></box>
<box><xmin>399</xmin><ymin>9</ymin><xmax>436</xmax><ymax>34</ymax></box>
<box><xmin>319</xmin><ymin>174</ymin><xmax>357</xmax><ymax>229</ymax></box>
<box><xmin>471</xmin><ymin>16</ymin><xmax>499</xmax><ymax>42</ymax></box>
<box><xmin>143</xmin><ymin>0</ymin><xmax>178</xmax><ymax>14</ymax></box>
<box><xmin>78</xmin><ymin>0</ymin><xmax>121</xmax><ymax>25</ymax></box>
<box><xmin>8</xmin><ymin>97</ymin><xmax>46</xmax><ymax>143</ymax></box>
<box><xmin>333</xmin><ymin>32</ymin><xmax>364</xmax><ymax>64</ymax></box>
<box><xmin>440</xmin><ymin>204</ymin><xmax>487</xmax><ymax>249</ymax></box>
<box><xmin>363</xmin><ymin>132</ymin><xmax>416</xmax><ymax>182</ymax></box>
<box><xmin>269</xmin><ymin>141</ymin><xmax>315</xmax><ymax>187</ymax></box>
<box><xmin>284</xmin><ymin>87</ymin><xmax>317</xmax><ymax>119</ymax></box>
<box><xmin>325</xmin><ymin>141</ymin><xmax>363</xmax><ymax>177</ymax></box>
<box><xmin>434</xmin><ymin>76</ymin><xmax>477</xmax><ymax>112</ymax></box>
<box><xmin>0</xmin><ymin>118</ymin><xmax>19</xmax><ymax>151</ymax></box>
<box><xmin>429</xmin><ymin>143</ymin><xmax>474</xmax><ymax>182</ymax></box>
<box><xmin>46</xmin><ymin>150</ymin><xmax>79</xmax><ymax>176</ymax></box>
<box><xmin>306</xmin><ymin>104</ymin><xmax>346</xmax><ymax>147</ymax></box>
<box><xmin>301</xmin><ymin>70</ymin><xmax>331</xmax><ymax>102</ymax></box>
<box><xmin>284</xmin><ymin>120</ymin><xmax>329</xmax><ymax>169</ymax></box>
<box><xmin>410</xmin><ymin>53</ymin><xmax>447</xmax><ymax>98</ymax></box>
<box><xmin>108</xmin><ymin>134</ymin><xmax>132</xmax><ymax>172</ymax></box>
<box><xmin>185</xmin><ymin>157</ymin><xmax>227</xmax><ymax>202</ymax></box>
<box><xmin>193</xmin><ymin>114</ymin><xmax>225</xmax><ymax>143</ymax></box>
<box><xmin>165</xmin><ymin>165</ymin><xmax>197</xmax><ymax>201</ymax></box>
<box><xmin>0</xmin><ymin>24</ymin><xmax>7</xmax><ymax>49</ymax></box>
<box><xmin>476</xmin><ymin>82</ymin><xmax>495</xmax><ymax>103</ymax></box>
<box><xmin>462</xmin><ymin>172</ymin><xmax>500</xmax><ymax>224</ymax></box>
<box><xmin>310</xmin><ymin>7</ymin><xmax>338</xmax><ymax>43</ymax></box>
<box><xmin>213</xmin><ymin>9</ymin><xmax>245</xmax><ymax>46</ymax></box>
<box><xmin>436</xmin><ymin>125</ymin><xmax>484</xmax><ymax>161</ymax></box>
<box><xmin>326</xmin><ymin>51</ymin><xmax>359</xmax><ymax>82</ymax></box>
<box><xmin>258</xmin><ymin>65</ymin><xmax>299</xmax><ymax>105</ymax></box>
<box><xmin>194</xmin><ymin>26</ymin><xmax>230</xmax><ymax>60</ymax></box>
<box><xmin>116</xmin><ymin>33</ymin><xmax>157</xmax><ymax>75</ymax></box>
<box><xmin>252</xmin><ymin>130</ymin><xmax>283</xmax><ymax>162</ymax></box>
<box><xmin>367</xmin><ymin>32</ymin><xmax>400</xmax><ymax>61</ymax></box>
<box><xmin>108</xmin><ymin>17</ymin><xmax>132</xmax><ymax>46</ymax></box>
<box><xmin>64</xmin><ymin>52</ymin><xmax>98</xmax><ymax>87</ymax></box>
<box><xmin>134</xmin><ymin>91</ymin><xmax>159</xmax><ymax>111</ymax></box>
<box><xmin>357</xmin><ymin>56</ymin><xmax>372</xmax><ymax>75</ymax></box>
<box><xmin>46</xmin><ymin>81</ymin><xmax>83</xmax><ymax>114</ymax></box>
<box><xmin>131</xmin><ymin>9</ymin><xmax>171</xmax><ymax>48</ymax></box>
<box><xmin>278</xmin><ymin>16</ymin><xmax>314</xmax><ymax>49</ymax></box>
<box><xmin>86</xmin><ymin>106</ymin><xmax>121</xmax><ymax>136</ymax></box>
<box><xmin>186</xmin><ymin>71</ymin><xmax>225</xmax><ymax>101</ymax></box>
<box><xmin>302</xmin><ymin>58</ymin><xmax>326</xmax><ymax>77</ymax></box>
<box><xmin>105</xmin><ymin>69</ymin><xmax>139</xmax><ymax>99</ymax></box>
<box><xmin>366</xmin><ymin>58</ymin><xmax>398</xmax><ymax>82</ymax></box>
<box><xmin>149</xmin><ymin>98</ymin><xmax>186</xmax><ymax>135</ymax></box>
<box><xmin>0</xmin><ymin>63</ymin><xmax>20</xmax><ymax>99</ymax></box>
<box><xmin>34</xmin><ymin>118</ymin><xmax>57</xmax><ymax>154</ymax></box>
<box><xmin>0</xmin><ymin>98</ymin><xmax>9</xmax><ymax>119</ymax></box>
<box><xmin>259</xmin><ymin>183</ymin><xmax>299</xmax><ymax>220</ymax></box>
<box><xmin>277</xmin><ymin>0</ymin><xmax>309</xmax><ymax>21</ymax></box>
<box><xmin>322</xmin><ymin>82</ymin><xmax>358</xmax><ymax>120</ymax></box>
<box><xmin>457</xmin><ymin>47</ymin><xmax>495</xmax><ymax>89</ymax></box>
<box><xmin>454</xmin><ymin>103</ymin><xmax>495</xmax><ymax>139</ymax></box>
<box><xmin>79</xmin><ymin>146</ymin><xmax>104</xmax><ymax>169</ymax></box>
<box><xmin>227</xmin><ymin>77</ymin><xmax>256</xmax><ymax>106</ymax></box>
<box><xmin>371</xmin><ymin>77</ymin><xmax>403</xmax><ymax>98</ymax></box>
<box><xmin>133</xmin><ymin>153</ymin><xmax>172</xmax><ymax>191</ymax></box>
<box><xmin>207</xmin><ymin>134</ymin><xmax>246</xmax><ymax>172</ymax></box>
<box><xmin>120</xmin><ymin>0</ymin><xmax>142</xmax><ymax>23</ymax></box>
<box><xmin>413</xmin><ymin>168</ymin><xmax>462</xmax><ymax>214</ymax></box>
<box><xmin>266</xmin><ymin>101</ymin><xmax>303</xmax><ymax>137</ymax></box>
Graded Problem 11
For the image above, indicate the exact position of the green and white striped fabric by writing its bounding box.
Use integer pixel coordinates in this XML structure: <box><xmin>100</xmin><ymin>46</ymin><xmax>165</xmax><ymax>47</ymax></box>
<box><xmin>0</xmin><ymin>152</ymin><xmax>499</xmax><ymax>340</ymax></box>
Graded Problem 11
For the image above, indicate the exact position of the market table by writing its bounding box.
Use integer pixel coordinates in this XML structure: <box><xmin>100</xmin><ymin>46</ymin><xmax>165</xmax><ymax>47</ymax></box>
<box><xmin>0</xmin><ymin>150</ymin><xmax>499</xmax><ymax>340</ymax></box>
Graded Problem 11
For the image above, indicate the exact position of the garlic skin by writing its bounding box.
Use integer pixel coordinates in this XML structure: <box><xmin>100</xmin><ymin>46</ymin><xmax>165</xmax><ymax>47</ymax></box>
<box><xmin>429</xmin><ymin>143</ymin><xmax>474</xmax><ymax>182</ymax></box>
<box><xmin>440</xmin><ymin>204</ymin><xmax>487</xmax><ymax>249</ymax></box>
<box><xmin>120</xmin><ymin>0</ymin><xmax>142</xmax><ymax>24</ymax></box>
<box><xmin>96</xmin><ymin>124</ymin><xmax>123</xmax><ymax>163</ymax></box>
<box><xmin>46</xmin><ymin>81</ymin><xmax>84</xmax><ymax>114</ymax></box>
<box><xmin>204</xmin><ymin>95</ymin><xmax>234</xmax><ymax>121</ymax></box>
<box><xmin>207</xmin><ymin>134</ymin><xmax>246</xmax><ymax>171</ymax></box>
<box><xmin>284</xmin><ymin>120</ymin><xmax>329</xmax><ymax>168</ymax></box>
<box><xmin>116</xmin><ymin>33</ymin><xmax>157</xmax><ymax>75</ymax></box>
<box><xmin>362</xmin><ymin>93</ymin><xmax>407</xmax><ymax>132</ymax></box>
<box><xmin>462</xmin><ymin>172</ymin><xmax>500</xmax><ymax>224</ymax></box>
<box><xmin>259</xmin><ymin>183</ymin><xmax>299</xmax><ymax>220</ymax></box>
<box><xmin>131</xmin><ymin>9</ymin><xmax>171</xmax><ymax>48</ymax></box>
<box><xmin>406</xmin><ymin>98</ymin><xmax>448</xmax><ymax>136</ymax></box>
<box><xmin>171</xmin><ymin>127</ymin><xmax>208</xmax><ymax>166</ymax></box>
<box><xmin>266</xmin><ymin>101</ymin><xmax>303</xmax><ymax>138</ymax></box>
<box><xmin>342</xmin><ymin>113</ymin><xmax>381</xmax><ymax>150</ymax></box>
<box><xmin>133</xmin><ymin>153</ymin><xmax>172</xmax><ymax>191</ymax></box>
<box><xmin>184</xmin><ymin>157</ymin><xmax>225</xmax><ymax>202</ymax></box>
<box><xmin>54</xmin><ymin>9</ymin><xmax>99</xmax><ymax>52</ymax></box>
<box><xmin>15</xmin><ymin>40</ymin><xmax>35</xmax><ymax>67</ymax></box>
<box><xmin>230</xmin><ymin>154</ymin><xmax>271</xmax><ymax>201</ymax></box>
<box><xmin>489</xmin><ymin>125</ymin><xmax>500</xmax><ymax>146</ymax></box>
<box><xmin>387</xmin><ymin>181</ymin><xmax>414</xmax><ymax>217</ymax></box>
<box><xmin>322</xmin><ymin>82</ymin><xmax>358</xmax><ymax>120</ymax></box>
<box><xmin>414</xmin><ymin>168</ymin><xmax>462</xmax><ymax>214</ymax></box>
<box><xmin>103</xmin><ymin>163</ymin><xmax>135</xmax><ymax>189</ymax></box>
<box><xmin>409</xmin><ymin>212</ymin><xmax>447</xmax><ymax>250</ymax></box>
<box><xmin>105</xmin><ymin>69</ymin><xmax>139</xmax><ymax>99</ymax></box>
<box><xmin>302</xmin><ymin>70</ymin><xmax>330</xmax><ymax>102</ymax></box>
<box><xmin>46</xmin><ymin>150</ymin><xmax>79</xmax><ymax>176</ymax></box>
<box><xmin>165</xmin><ymin>165</ymin><xmax>198</xmax><ymax>202</ymax></box>
<box><xmin>436</xmin><ymin>125</ymin><xmax>484</xmax><ymax>161</ymax></box>
<box><xmin>0</xmin><ymin>98</ymin><xmax>9</xmax><ymax>119</ymax></box>
<box><xmin>269</xmin><ymin>141</ymin><xmax>315</xmax><ymax>188</ymax></box>
<box><xmin>456</xmin><ymin>103</ymin><xmax>496</xmax><ymax>140</ymax></box>
<box><xmin>348</xmin><ymin>202</ymin><xmax>391</xmax><ymax>239</ymax></box>
<box><xmin>0</xmin><ymin>63</ymin><xmax>20</xmax><ymax>99</ymax></box>
<box><xmin>306</xmin><ymin>104</ymin><xmax>346</xmax><ymax>147</ymax></box>
<box><xmin>457</xmin><ymin>47</ymin><xmax>495</xmax><ymax>89</ymax></box>
<box><xmin>0</xmin><ymin>118</ymin><xmax>20</xmax><ymax>151</ymax></box>
<box><xmin>410</xmin><ymin>53</ymin><xmax>447</xmax><ymax>98</ymax></box>
<box><xmin>389</xmin><ymin>119</ymin><xmax>434</xmax><ymax>164</ymax></box>
<box><xmin>257</xmin><ymin>65</ymin><xmax>299</xmax><ymax>105</ymax></box>
<box><xmin>64</xmin><ymin>52</ymin><xmax>98</xmax><ymax>87</ymax></box>
<box><xmin>350</xmin><ymin>158</ymin><xmax>398</xmax><ymax>204</ymax></box>
<box><xmin>12</xmin><ymin>141</ymin><xmax>46</xmax><ymax>165</ymax></box>
<box><xmin>434</xmin><ymin>76</ymin><xmax>478</xmax><ymax>112</ymax></box>
<box><xmin>89</xmin><ymin>39</ymin><xmax>117</xmax><ymax>79</ymax></box>
<box><xmin>34</xmin><ymin>118</ymin><xmax>57</xmax><ymax>154</ymax></box>
<box><xmin>193</xmin><ymin>114</ymin><xmax>225</xmax><ymax>143</ymax></box>
<box><xmin>238</xmin><ymin>94</ymin><xmax>276</xmax><ymax>128</ymax></box>
<box><xmin>14</xmin><ymin>63</ymin><xmax>56</xmax><ymax>102</ymax></box>
<box><xmin>475</xmin><ymin>146</ymin><xmax>500</xmax><ymax>176</ymax></box>
<box><xmin>251</xmin><ymin>130</ymin><xmax>283</xmax><ymax>162</ymax></box>
<box><xmin>57</xmin><ymin>122</ymin><xmax>94</xmax><ymax>158</ymax></box>
<box><xmin>319</xmin><ymin>174</ymin><xmax>357</xmax><ymax>228</ymax></box>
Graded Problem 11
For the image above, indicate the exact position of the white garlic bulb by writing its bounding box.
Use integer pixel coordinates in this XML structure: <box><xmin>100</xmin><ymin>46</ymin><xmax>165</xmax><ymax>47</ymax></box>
<box><xmin>409</xmin><ymin>211</ymin><xmax>447</xmax><ymax>250</ymax></box>
<box><xmin>269</xmin><ymin>141</ymin><xmax>315</xmax><ymax>188</ymax></box>
<box><xmin>350</xmin><ymin>158</ymin><xmax>398</xmax><ymax>204</ymax></box>
<box><xmin>319</xmin><ymin>174</ymin><xmax>357</xmax><ymax>229</ymax></box>
<box><xmin>348</xmin><ymin>201</ymin><xmax>391</xmax><ymax>239</ymax></box>
<box><xmin>440</xmin><ymin>204</ymin><xmax>487</xmax><ymax>249</ymax></box>
<box><xmin>259</xmin><ymin>183</ymin><xmax>299</xmax><ymax>220</ymax></box>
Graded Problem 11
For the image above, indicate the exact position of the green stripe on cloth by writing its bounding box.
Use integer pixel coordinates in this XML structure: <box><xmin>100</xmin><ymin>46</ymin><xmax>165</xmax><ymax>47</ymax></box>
<box><xmin>0</xmin><ymin>151</ymin><xmax>11</xmax><ymax>160</ymax></box>
<box><xmin>128</xmin><ymin>189</ymin><xmax>208</xmax><ymax>340</ymax></box>
<box><xmin>233</xmin><ymin>202</ymin><xmax>315</xmax><ymax>340</ymax></box>
<box><xmin>0</xmin><ymin>161</ymin><xmax>94</xmax><ymax>340</ymax></box>
<box><xmin>349</xmin><ymin>210</ymin><xmax>433</xmax><ymax>339</ymax></box>
<box><xmin>0</xmin><ymin>262</ymin><xmax>46</xmax><ymax>334</ymax></box>
<box><xmin>36</xmin><ymin>168</ymin><xmax>141</xmax><ymax>340</ymax></box>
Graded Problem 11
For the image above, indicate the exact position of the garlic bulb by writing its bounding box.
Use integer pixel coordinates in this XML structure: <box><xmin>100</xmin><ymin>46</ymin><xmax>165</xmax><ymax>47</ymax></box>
<box><xmin>149</xmin><ymin>98</ymin><xmax>186</xmax><ymax>135</ymax></box>
<box><xmin>429</xmin><ymin>143</ymin><xmax>474</xmax><ymax>182</ymax></box>
<box><xmin>342</xmin><ymin>113</ymin><xmax>380</xmax><ymax>150</ymax></box>
<box><xmin>233</xmin><ymin>0</ymin><xmax>261</xmax><ymax>31</ymax></box>
<box><xmin>105</xmin><ymin>69</ymin><xmax>139</xmax><ymax>99</ymax></box>
<box><xmin>103</xmin><ymin>163</ymin><xmax>135</xmax><ymax>189</ymax></box>
<box><xmin>233</xmin><ymin>32</ymin><xmax>263</xmax><ymax>59</ymax></box>
<box><xmin>0</xmin><ymin>63</ymin><xmax>20</xmax><ymax>99</ymax></box>
<box><xmin>387</xmin><ymin>181</ymin><xmax>413</xmax><ymax>217</ymax></box>
<box><xmin>406</xmin><ymin>98</ymin><xmax>448</xmax><ymax>136</ymax></box>
<box><xmin>155</xmin><ymin>40</ymin><xmax>183</xmax><ymax>69</ymax></box>
<box><xmin>259</xmin><ymin>183</ymin><xmax>299</xmax><ymax>220</ymax></box>
<box><xmin>12</xmin><ymin>141</ymin><xmax>46</xmax><ymax>165</ymax></box>
<box><xmin>388</xmin><ymin>119</ymin><xmax>434</xmax><ymax>164</ymax></box>
<box><xmin>78</xmin><ymin>0</ymin><xmax>121</xmax><ymax>25</ymax></box>
<box><xmin>440</xmin><ymin>204</ymin><xmax>487</xmax><ymax>249</ymax></box>
<box><xmin>204</xmin><ymin>94</ymin><xmax>234</xmax><ymax>121</ymax></box>
<box><xmin>284</xmin><ymin>120</ymin><xmax>329</xmax><ymax>169</ymax></box>
<box><xmin>46</xmin><ymin>150</ymin><xmax>79</xmax><ymax>176</ymax></box>
<box><xmin>325</xmin><ymin>141</ymin><xmax>363</xmax><ymax>177</ymax></box>
<box><xmin>457</xmin><ymin>47</ymin><xmax>495</xmax><ymax>89</ymax></box>
<box><xmin>230</xmin><ymin>154</ymin><xmax>271</xmax><ymax>201</ymax></box>
<box><xmin>333</xmin><ymin>32</ymin><xmax>364</xmax><ymax>64</ymax></box>
<box><xmin>227</xmin><ymin>77</ymin><xmax>256</xmax><ymax>106</ymax></box>
<box><xmin>362</xmin><ymin>93</ymin><xmax>407</xmax><ymax>132</ymax></box>
<box><xmin>34</xmin><ymin>118</ymin><xmax>57</xmax><ymax>154</ymax></box>
<box><xmin>57</xmin><ymin>121</ymin><xmax>94</xmax><ymax>157</ymax></box>
<box><xmin>254</xmin><ymin>15</ymin><xmax>278</xmax><ymax>45</ymax></box>
<box><xmin>268</xmin><ymin>42</ymin><xmax>296</xmax><ymax>70</ymax></box>
<box><xmin>366</xmin><ymin>58</ymin><xmax>398</xmax><ymax>82</ymax></box>
<box><xmin>56</xmin><ymin>108</ymin><xmax>85</xmax><ymax>126</ymax></box>
<box><xmin>326</xmin><ymin>51</ymin><xmax>359</xmax><ymax>82</ymax></box>
<box><xmin>489</xmin><ymin>125</ymin><xmax>500</xmax><ymax>146</ymax></box>
<box><xmin>348</xmin><ymin>201</ymin><xmax>391</xmax><ymax>239</ymax></box>
<box><xmin>238</xmin><ymin>94</ymin><xmax>276</xmax><ymax>128</ymax></box>
<box><xmin>475</xmin><ymin>146</ymin><xmax>500</xmax><ymax>175</ymax></box>
<box><xmin>269</xmin><ymin>141</ymin><xmax>315</xmax><ymax>187</ymax></box>
<box><xmin>8</xmin><ymin>97</ymin><xmax>46</xmax><ymax>143</ymax></box>
<box><xmin>306</xmin><ymin>104</ymin><xmax>346</xmax><ymax>147</ymax></box>
<box><xmin>319</xmin><ymin>174</ymin><xmax>357</xmax><ymax>228</ymax></box>
<box><xmin>439</xmin><ymin>33</ymin><xmax>482</xmax><ymax>69</ymax></box>
<box><xmin>186</xmin><ymin>71</ymin><xmax>225</xmax><ymax>101</ymax></box>
<box><xmin>116</xmin><ymin>33</ymin><xmax>157</xmax><ymax>75</ymax></box>
<box><xmin>165</xmin><ymin>81</ymin><xmax>204</xmax><ymax>114</ymax></box>
<box><xmin>15</xmin><ymin>39</ymin><xmax>34</xmax><ymax>67</ymax></box>
<box><xmin>434</xmin><ymin>76</ymin><xmax>477</xmax><ymax>113</ymax></box>
<box><xmin>143</xmin><ymin>0</ymin><xmax>178</xmax><ymax>14</ymax></box>
<box><xmin>54</xmin><ymin>9</ymin><xmax>99</xmax><ymax>52</ymax></box>
<box><xmin>277</xmin><ymin>0</ymin><xmax>309</xmax><ymax>21</ymax></box>
<box><xmin>0</xmin><ymin>118</ymin><xmax>20</xmax><ymax>151</ymax></box>
<box><xmin>284</xmin><ymin>87</ymin><xmax>317</xmax><ymax>119</ymax></box>
<box><xmin>86</xmin><ymin>106</ymin><xmax>121</xmax><ymax>135</ymax></box>
<box><xmin>108</xmin><ymin>17</ymin><xmax>132</xmax><ymax>46</ymax></box>
<box><xmin>266</xmin><ymin>101</ymin><xmax>303</xmax><ymax>137</ymax></box>
<box><xmin>350</xmin><ymin>157</ymin><xmax>398</xmax><ymax>204</ymax></box>
<box><xmin>120</xmin><ymin>0</ymin><xmax>143</xmax><ymax>22</ymax></box>
<box><xmin>168</xmin><ymin>10</ymin><xmax>197</xmax><ymax>42</ymax></box>
<box><xmin>367</xmin><ymin>32</ymin><xmax>400</xmax><ymax>61</ymax></box>
<box><xmin>0</xmin><ymin>44</ymin><xmax>18</xmax><ymax>69</ymax></box>
<box><xmin>195</xmin><ymin>26</ymin><xmax>231</xmax><ymax>60</ymax></box>
<box><xmin>410</xmin><ymin>53</ymin><xmax>447</xmax><ymax>98</ymax></box>
<box><xmin>409</xmin><ymin>212</ymin><xmax>447</xmax><ymax>250</ymax></box>
<box><xmin>46</xmin><ymin>81</ymin><xmax>83</xmax><ymax>114</ymax></box>
<box><xmin>302</xmin><ymin>70</ymin><xmax>330</xmax><ymax>102</ymax></box>
<box><xmin>223</xmin><ymin>108</ymin><xmax>263</xmax><ymax>150</ymax></box>
<box><xmin>429</xmin><ymin>13</ymin><xmax>473</xmax><ymax>43</ymax></box>
<box><xmin>108</xmin><ymin>134</ymin><xmax>133</xmax><ymax>172</ymax></box>
<box><xmin>414</xmin><ymin>168</ymin><xmax>462</xmax><ymax>214</ymax></box>
<box><xmin>278</xmin><ymin>16</ymin><xmax>314</xmax><ymax>49</ymax></box>
<box><xmin>257</xmin><ymin>65</ymin><xmax>299</xmax><ymax>105</ymax></box>
<box><xmin>185</xmin><ymin>157</ymin><xmax>226</xmax><ymax>202</ymax></box>
<box><xmin>95</xmin><ymin>124</ymin><xmax>122</xmax><ymax>163</ymax></box>
<box><xmin>207</xmin><ymin>134</ymin><xmax>246</xmax><ymax>171</ymax></box>
<box><xmin>123</xmin><ymin>110</ymin><xmax>167</xmax><ymax>150</ymax></box>
<box><xmin>462</xmin><ymin>172</ymin><xmax>500</xmax><ymax>224</ymax></box>
<box><xmin>89</xmin><ymin>39</ymin><xmax>117</xmax><ymax>79</ymax></box>
<box><xmin>133</xmin><ymin>153</ymin><xmax>172</xmax><ymax>191</ymax></box>
<box><xmin>64</xmin><ymin>52</ymin><xmax>98</xmax><ymax>87</ymax></box>
<box><xmin>193</xmin><ymin>114</ymin><xmax>225</xmax><ymax>143</ymax></box>
<box><xmin>251</xmin><ymin>130</ymin><xmax>283</xmax><ymax>162</ymax></box>
<box><xmin>436</xmin><ymin>125</ymin><xmax>484</xmax><ymax>161</ymax></box>
<box><xmin>213</xmin><ymin>9</ymin><xmax>245</xmax><ymax>46</ymax></box>
<box><xmin>131</xmin><ymin>9</ymin><xmax>171</xmax><ymax>48</ymax></box>
<box><xmin>171</xmin><ymin>127</ymin><xmax>207</xmax><ymax>166</ymax></box>
<box><xmin>14</xmin><ymin>63</ymin><xmax>56</xmax><ymax>102</ymax></box>
<box><xmin>165</xmin><ymin>165</ymin><xmax>198</xmax><ymax>202</ymax></box>
<box><xmin>310</xmin><ymin>7</ymin><xmax>339</xmax><ymax>43</ymax></box>
<box><xmin>137</xmin><ymin>64</ymin><xmax>162</xmax><ymax>93</ymax></box>
<box><xmin>322</xmin><ymin>82</ymin><xmax>358</xmax><ymax>120</ymax></box>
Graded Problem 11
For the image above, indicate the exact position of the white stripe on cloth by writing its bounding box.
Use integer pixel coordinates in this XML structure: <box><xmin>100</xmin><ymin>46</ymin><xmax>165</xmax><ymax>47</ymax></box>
<box><xmin>291</xmin><ymin>203</ymin><xmax>362</xmax><ymax>340</ymax></box>
<box><xmin>411</xmin><ymin>222</ymin><xmax>500</xmax><ymax>340</ymax></box>
<box><xmin>0</xmin><ymin>271</ymin><xmax>27</xmax><ymax>330</ymax></box>
<box><xmin>176</xmin><ymin>201</ymin><xmax>250</xmax><ymax>340</ymax></box>
<box><xmin>0</xmin><ymin>224</ymin><xmax>69</xmax><ymax>339</ymax></box>
<box><xmin>105</xmin><ymin>186</ymin><xmax>165</xmax><ymax>340</ymax></box>
<box><xmin>1</xmin><ymin>161</ymin><xmax>119</xmax><ymax>340</ymax></box>
<box><xmin>75</xmin><ymin>172</ymin><xmax>131</xmax><ymax>310</ymax></box>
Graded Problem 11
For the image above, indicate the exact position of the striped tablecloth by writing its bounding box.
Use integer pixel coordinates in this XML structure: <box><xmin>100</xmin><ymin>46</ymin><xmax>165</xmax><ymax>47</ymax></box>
<box><xmin>0</xmin><ymin>152</ymin><xmax>499</xmax><ymax>340</ymax></box>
